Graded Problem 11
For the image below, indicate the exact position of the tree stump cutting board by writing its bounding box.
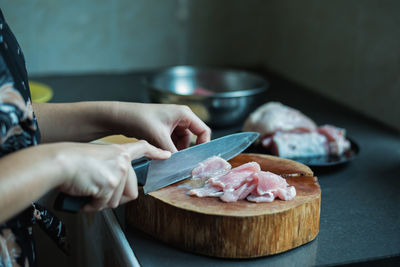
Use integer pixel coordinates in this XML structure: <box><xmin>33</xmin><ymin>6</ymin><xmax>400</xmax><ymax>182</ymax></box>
<box><xmin>125</xmin><ymin>153</ymin><xmax>321</xmax><ymax>258</ymax></box>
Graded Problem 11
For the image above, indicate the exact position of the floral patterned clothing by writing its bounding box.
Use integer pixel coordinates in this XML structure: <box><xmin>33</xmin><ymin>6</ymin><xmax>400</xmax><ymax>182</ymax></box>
<box><xmin>0</xmin><ymin>8</ymin><xmax>40</xmax><ymax>267</ymax></box>
<box><xmin>0</xmin><ymin>9</ymin><xmax>70</xmax><ymax>266</ymax></box>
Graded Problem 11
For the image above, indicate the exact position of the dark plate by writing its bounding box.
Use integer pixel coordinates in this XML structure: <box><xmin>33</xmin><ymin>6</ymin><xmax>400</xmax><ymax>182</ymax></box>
<box><xmin>245</xmin><ymin>137</ymin><xmax>360</xmax><ymax>167</ymax></box>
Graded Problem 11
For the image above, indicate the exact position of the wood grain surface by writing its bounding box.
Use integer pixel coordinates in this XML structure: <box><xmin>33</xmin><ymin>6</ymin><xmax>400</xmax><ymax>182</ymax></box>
<box><xmin>126</xmin><ymin>153</ymin><xmax>321</xmax><ymax>258</ymax></box>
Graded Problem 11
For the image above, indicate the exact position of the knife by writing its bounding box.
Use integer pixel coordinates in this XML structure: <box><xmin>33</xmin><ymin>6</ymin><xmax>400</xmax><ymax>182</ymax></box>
<box><xmin>54</xmin><ymin>132</ymin><xmax>259</xmax><ymax>212</ymax></box>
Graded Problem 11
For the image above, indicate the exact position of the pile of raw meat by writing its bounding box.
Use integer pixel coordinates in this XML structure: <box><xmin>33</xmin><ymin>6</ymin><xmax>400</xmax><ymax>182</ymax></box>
<box><xmin>243</xmin><ymin>102</ymin><xmax>351</xmax><ymax>158</ymax></box>
<box><xmin>188</xmin><ymin>156</ymin><xmax>296</xmax><ymax>203</ymax></box>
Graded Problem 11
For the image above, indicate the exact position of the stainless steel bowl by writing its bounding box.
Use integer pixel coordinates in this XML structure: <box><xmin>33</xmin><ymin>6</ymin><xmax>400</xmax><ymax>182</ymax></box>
<box><xmin>144</xmin><ymin>66</ymin><xmax>268</xmax><ymax>128</ymax></box>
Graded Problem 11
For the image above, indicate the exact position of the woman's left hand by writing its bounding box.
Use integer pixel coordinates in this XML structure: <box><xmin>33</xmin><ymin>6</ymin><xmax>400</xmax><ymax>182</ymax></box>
<box><xmin>110</xmin><ymin>103</ymin><xmax>211</xmax><ymax>152</ymax></box>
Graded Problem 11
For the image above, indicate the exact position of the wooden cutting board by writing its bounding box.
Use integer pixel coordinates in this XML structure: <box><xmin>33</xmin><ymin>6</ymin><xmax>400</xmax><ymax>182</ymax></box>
<box><xmin>125</xmin><ymin>153</ymin><xmax>321</xmax><ymax>258</ymax></box>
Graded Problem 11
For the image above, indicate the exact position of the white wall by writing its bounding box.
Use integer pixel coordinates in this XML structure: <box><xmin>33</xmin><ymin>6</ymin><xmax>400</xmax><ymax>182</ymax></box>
<box><xmin>2</xmin><ymin>0</ymin><xmax>400</xmax><ymax>131</ymax></box>
<box><xmin>255</xmin><ymin>1</ymin><xmax>400</xmax><ymax>132</ymax></box>
<box><xmin>2</xmin><ymin>0</ymin><xmax>194</xmax><ymax>74</ymax></box>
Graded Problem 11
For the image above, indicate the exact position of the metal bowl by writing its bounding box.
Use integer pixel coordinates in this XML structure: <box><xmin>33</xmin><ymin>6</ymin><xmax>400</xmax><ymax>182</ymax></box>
<box><xmin>144</xmin><ymin>66</ymin><xmax>268</xmax><ymax>128</ymax></box>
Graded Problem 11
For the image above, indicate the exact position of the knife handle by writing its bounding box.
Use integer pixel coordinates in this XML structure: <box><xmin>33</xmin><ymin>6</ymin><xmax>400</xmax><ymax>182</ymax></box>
<box><xmin>54</xmin><ymin>157</ymin><xmax>150</xmax><ymax>213</ymax></box>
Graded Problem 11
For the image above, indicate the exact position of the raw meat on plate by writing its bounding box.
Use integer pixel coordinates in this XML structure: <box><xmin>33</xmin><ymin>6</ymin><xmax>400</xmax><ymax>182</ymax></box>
<box><xmin>243</xmin><ymin>101</ymin><xmax>351</xmax><ymax>158</ymax></box>
<box><xmin>243</xmin><ymin>101</ymin><xmax>317</xmax><ymax>137</ymax></box>
<box><xmin>268</xmin><ymin>131</ymin><xmax>328</xmax><ymax>158</ymax></box>
<box><xmin>317</xmin><ymin>125</ymin><xmax>351</xmax><ymax>156</ymax></box>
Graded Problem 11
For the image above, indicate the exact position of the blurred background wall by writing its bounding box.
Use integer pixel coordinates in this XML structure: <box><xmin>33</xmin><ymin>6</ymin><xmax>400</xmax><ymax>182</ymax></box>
<box><xmin>2</xmin><ymin>0</ymin><xmax>400</xmax><ymax>131</ymax></box>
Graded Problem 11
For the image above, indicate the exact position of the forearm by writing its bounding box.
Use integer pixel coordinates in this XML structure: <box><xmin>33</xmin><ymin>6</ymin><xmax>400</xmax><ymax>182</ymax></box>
<box><xmin>0</xmin><ymin>144</ymin><xmax>68</xmax><ymax>223</ymax></box>
<box><xmin>33</xmin><ymin>102</ymin><xmax>119</xmax><ymax>143</ymax></box>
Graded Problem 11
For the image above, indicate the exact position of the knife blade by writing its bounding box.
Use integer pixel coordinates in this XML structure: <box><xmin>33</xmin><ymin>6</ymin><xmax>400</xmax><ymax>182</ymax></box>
<box><xmin>143</xmin><ymin>131</ymin><xmax>259</xmax><ymax>194</ymax></box>
<box><xmin>54</xmin><ymin>132</ymin><xmax>259</xmax><ymax>212</ymax></box>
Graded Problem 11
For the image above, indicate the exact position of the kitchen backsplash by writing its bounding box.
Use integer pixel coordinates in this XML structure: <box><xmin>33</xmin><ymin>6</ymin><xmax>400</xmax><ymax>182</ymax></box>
<box><xmin>3</xmin><ymin>0</ymin><xmax>399</xmax><ymax>131</ymax></box>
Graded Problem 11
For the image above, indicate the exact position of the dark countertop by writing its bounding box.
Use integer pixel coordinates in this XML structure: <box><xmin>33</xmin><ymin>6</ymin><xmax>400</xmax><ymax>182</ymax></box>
<box><xmin>34</xmin><ymin>71</ymin><xmax>400</xmax><ymax>266</ymax></box>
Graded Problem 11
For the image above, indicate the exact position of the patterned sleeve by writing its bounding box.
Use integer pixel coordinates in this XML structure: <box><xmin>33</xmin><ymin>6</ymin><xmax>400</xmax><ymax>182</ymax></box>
<box><xmin>0</xmin><ymin>53</ymin><xmax>38</xmax><ymax>157</ymax></box>
<box><xmin>0</xmin><ymin>8</ymin><xmax>45</xmax><ymax>267</ymax></box>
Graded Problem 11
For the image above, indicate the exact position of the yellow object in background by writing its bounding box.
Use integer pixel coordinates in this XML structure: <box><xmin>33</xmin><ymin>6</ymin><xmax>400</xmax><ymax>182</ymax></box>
<box><xmin>98</xmin><ymin>135</ymin><xmax>138</xmax><ymax>144</ymax></box>
<box><xmin>28</xmin><ymin>82</ymin><xmax>135</xmax><ymax>145</ymax></box>
<box><xmin>29</xmin><ymin>81</ymin><xmax>53</xmax><ymax>103</ymax></box>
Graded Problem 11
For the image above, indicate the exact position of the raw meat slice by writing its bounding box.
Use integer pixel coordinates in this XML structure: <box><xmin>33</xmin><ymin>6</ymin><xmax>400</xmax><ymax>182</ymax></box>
<box><xmin>243</xmin><ymin>102</ymin><xmax>317</xmax><ymax>137</ymax></box>
<box><xmin>253</xmin><ymin>171</ymin><xmax>288</xmax><ymax>195</ymax></box>
<box><xmin>317</xmin><ymin>125</ymin><xmax>351</xmax><ymax>156</ymax></box>
<box><xmin>188</xmin><ymin>183</ymin><xmax>223</xmax><ymax>197</ymax></box>
<box><xmin>237</xmin><ymin>182</ymin><xmax>257</xmax><ymax>200</ymax></box>
<box><xmin>220</xmin><ymin>182</ymin><xmax>257</xmax><ymax>203</ymax></box>
<box><xmin>187</xmin><ymin>160</ymin><xmax>296</xmax><ymax>203</ymax></box>
<box><xmin>270</xmin><ymin>131</ymin><xmax>328</xmax><ymax>158</ymax></box>
<box><xmin>247</xmin><ymin>193</ymin><xmax>275</xmax><ymax>203</ymax></box>
<box><xmin>247</xmin><ymin>171</ymin><xmax>296</xmax><ymax>202</ymax></box>
<box><xmin>208</xmin><ymin>162</ymin><xmax>261</xmax><ymax>190</ymax></box>
<box><xmin>275</xmin><ymin>186</ymin><xmax>296</xmax><ymax>201</ymax></box>
<box><xmin>191</xmin><ymin>156</ymin><xmax>231</xmax><ymax>180</ymax></box>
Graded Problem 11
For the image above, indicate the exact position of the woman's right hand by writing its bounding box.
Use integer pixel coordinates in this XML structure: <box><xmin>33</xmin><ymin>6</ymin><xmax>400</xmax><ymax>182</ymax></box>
<box><xmin>57</xmin><ymin>141</ymin><xmax>171</xmax><ymax>211</ymax></box>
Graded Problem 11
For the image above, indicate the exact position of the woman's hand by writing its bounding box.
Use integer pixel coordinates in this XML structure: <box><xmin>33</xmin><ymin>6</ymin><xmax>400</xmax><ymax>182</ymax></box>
<box><xmin>33</xmin><ymin>102</ymin><xmax>211</xmax><ymax>151</ymax></box>
<box><xmin>0</xmin><ymin>140</ymin><xmax>170</xmax><ymax>222</ymax></box>
<box><xmin>57</xmin><ymin>141</ymin><xmax>170</xmax><ymax>211</ymax></box>
<box><xmin>111</xmin><ymin>103</ymin><xmax>211</xmax><ymax>152</ymax></box>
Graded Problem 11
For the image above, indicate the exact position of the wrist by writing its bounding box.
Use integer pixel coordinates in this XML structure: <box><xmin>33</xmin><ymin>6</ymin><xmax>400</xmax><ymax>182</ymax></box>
<box><xmin>106</xmin><ymin>101</ymin><xmax>142</xmax><ymax>137</ymax></box>
<box><xmin>85</xmin><ymin>101</ymin><xmax>121</xmax><ymax>137</ymax></box>
<box><xmin>51</xmin><ymin>143</ymin><xmax>77</xmax><ymax>186</ymax></box>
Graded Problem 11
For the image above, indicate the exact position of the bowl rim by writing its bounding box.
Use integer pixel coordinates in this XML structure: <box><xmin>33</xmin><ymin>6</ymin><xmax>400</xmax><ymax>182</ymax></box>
<box><xmin>143</xmin><ymin>65</ymin><xmax>268</xmax><ymax>98</ymax></box>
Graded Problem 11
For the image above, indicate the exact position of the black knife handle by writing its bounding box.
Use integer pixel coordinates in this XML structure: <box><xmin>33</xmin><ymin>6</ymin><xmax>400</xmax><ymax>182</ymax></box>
<box><xmin>54</xmin><ymin>157</ymin><xmax>150</xmax><ymax>213</ymax></box>
<box><xmin>131</xmin><ymin>157</ymin><xmax>150</xmax><ymax>186</ymax></box>
<box><xmin>53</xmin><ymin>194</ymin><xmax>91</xmax><ymax>213</ymax></box>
